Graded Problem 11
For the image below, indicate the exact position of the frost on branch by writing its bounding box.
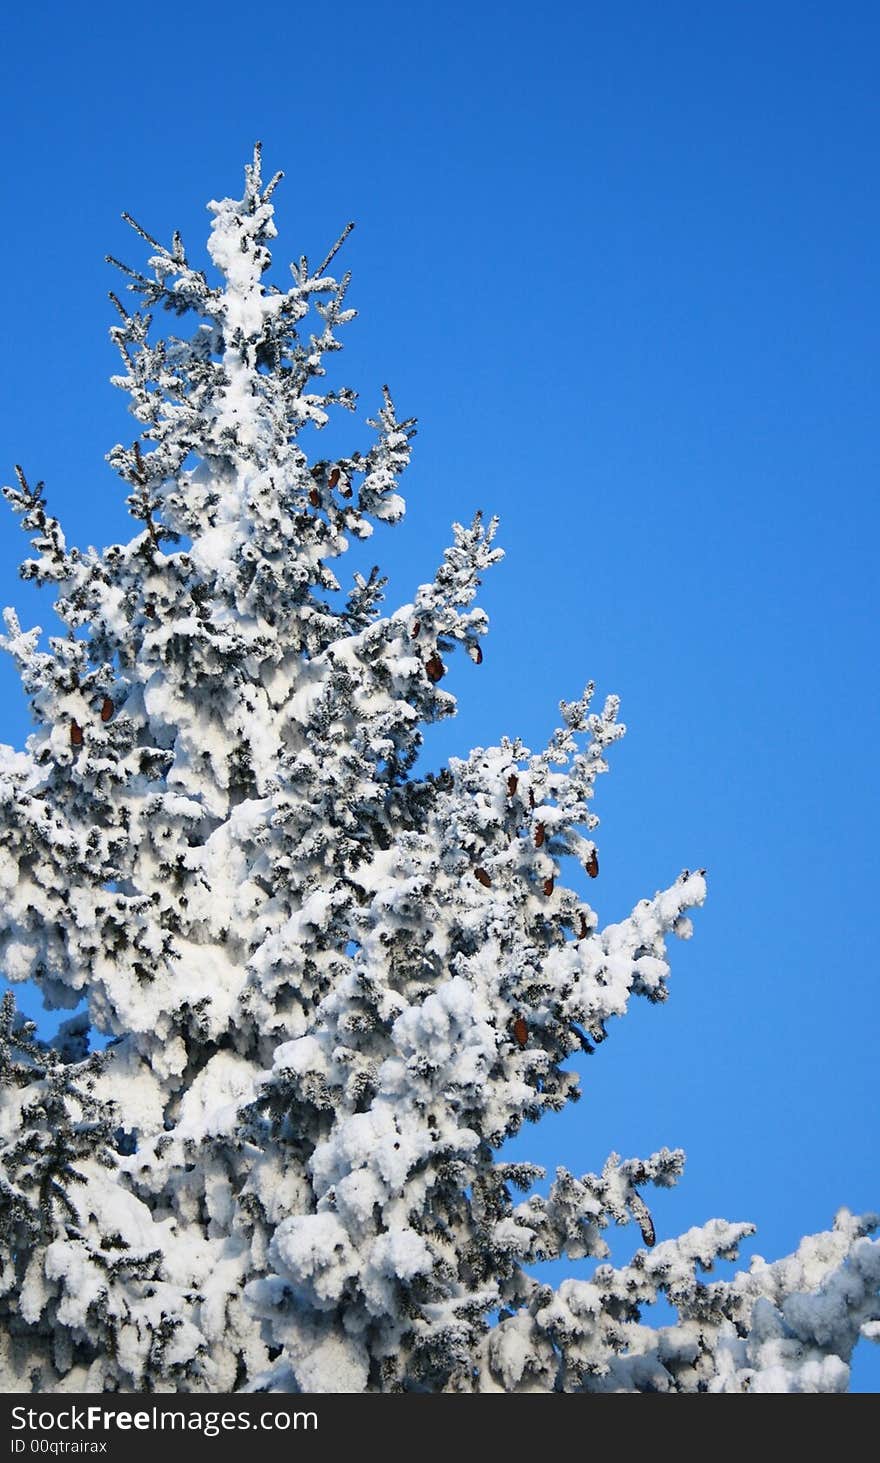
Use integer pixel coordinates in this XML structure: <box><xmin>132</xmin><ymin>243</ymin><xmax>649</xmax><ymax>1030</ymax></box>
<box><xmin>0</xmin><ymin>147</ymin><xmax>876</xmax><ymax>1392</ymax></box>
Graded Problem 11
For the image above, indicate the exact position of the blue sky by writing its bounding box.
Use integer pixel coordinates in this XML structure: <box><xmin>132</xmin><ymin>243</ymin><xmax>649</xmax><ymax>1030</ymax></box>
<box><xmin>1</xmin><ymin>1</ymin><xmax>877</xmax><ymax>1389</ymax></box>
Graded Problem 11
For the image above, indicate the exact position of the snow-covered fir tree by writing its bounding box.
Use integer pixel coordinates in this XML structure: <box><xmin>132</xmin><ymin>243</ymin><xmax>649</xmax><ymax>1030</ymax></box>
<box><xmin>0</xmin><ymin>147</ymin><xmax>877</xmax><ymax>1394</ymax></box>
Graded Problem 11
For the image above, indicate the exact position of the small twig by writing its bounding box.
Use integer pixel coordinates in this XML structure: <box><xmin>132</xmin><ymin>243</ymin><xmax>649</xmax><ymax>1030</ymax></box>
<box><xmin>264</xmin><ymin>169</ymin><xmax>284</xmax><ymax>201</ymax></box>
<box><xmin>121</xmin><ymin>212</ymin><xmax>166</xmax><ymax>253</ymax></box>
<box><xmin>105</xmin><ymin>254</ymin><xmax>145</xmax><ymax>282</ymax></box>
<box><xmin>315</xmin><ymin>221</ymin><xmax>355</xmax><ymax>278</ymax></box>
<box><xmin>132</xmin><ymin>443</ymin><xmax>147</xmax><ymax>485</ymax></box>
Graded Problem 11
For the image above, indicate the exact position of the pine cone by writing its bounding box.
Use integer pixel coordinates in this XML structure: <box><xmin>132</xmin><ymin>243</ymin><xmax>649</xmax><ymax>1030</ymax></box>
<box><xmin>586</xmin><ymin>849</ymin><xmax>599</xmax><ymax>879</ymax></box>
<box><xmin>425</xmin><ymin>653</ymin><xmax>445</xmax><ymax>683</ymax></box>
<box><xmin>474</xmin><ymin>866</ymin><xmax>492</xmax><ymax>888</ymax></box>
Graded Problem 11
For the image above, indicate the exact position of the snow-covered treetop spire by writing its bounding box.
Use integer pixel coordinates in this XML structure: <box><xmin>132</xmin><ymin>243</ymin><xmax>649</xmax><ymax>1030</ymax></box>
<box><xmin>100</xmin><ymin>142</ymin><xmax>417</xmax><ymax>644</ymax></box>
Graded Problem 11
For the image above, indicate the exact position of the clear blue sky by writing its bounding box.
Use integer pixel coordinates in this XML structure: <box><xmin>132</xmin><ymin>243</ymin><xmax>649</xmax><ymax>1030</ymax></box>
<box><xmin>1</xmin><ymin>1</ymin><xmax>877</xmax><ymax>1390</ymax></box>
